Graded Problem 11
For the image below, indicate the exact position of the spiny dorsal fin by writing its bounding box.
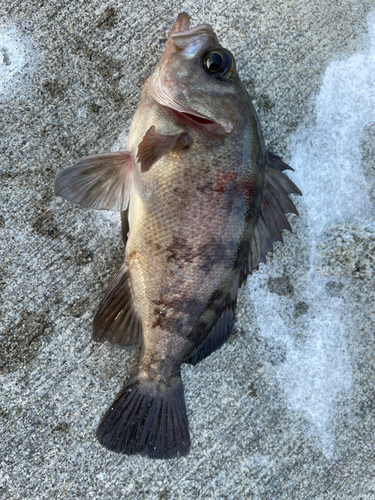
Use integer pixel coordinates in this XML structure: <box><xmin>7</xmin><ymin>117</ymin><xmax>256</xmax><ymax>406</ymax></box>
<box><xmin>137</xmin><ymin>125</ymin><xmax>191</xmax><ymax>173</ymax></box>
<box><xmin>93</xmin><ymin>263</ymin><xmax>142</xmax><ymax>348</ymax></box>
<box><xmin>243</xmin><ymin>151</ymin><xmax>302</xmax><ymax>282</ymax></box>
<box><xmin>55</xmin><ymin>152</ymin><xmax>135</xmax><ymax>211</ymax></box>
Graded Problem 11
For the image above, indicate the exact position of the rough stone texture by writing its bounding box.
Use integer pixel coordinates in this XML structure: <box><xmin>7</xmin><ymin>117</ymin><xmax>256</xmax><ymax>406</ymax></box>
<box><xmin>1</xmin><ymin>1</ymin><xmax>375</xmax><ymax>499</ymax></box>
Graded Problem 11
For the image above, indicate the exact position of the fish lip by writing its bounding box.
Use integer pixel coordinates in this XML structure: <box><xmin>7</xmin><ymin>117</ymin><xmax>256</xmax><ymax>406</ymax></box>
<box><xmin>167</xmin><ymin>107</ymin><xmax>227</xmax><ymax>135</ymax></box>
<box><xmin>172</xmin><ymin>24</ymin><xmax>214</xmax><ymax>38</ymax></box>
<box><xmin>171</xmin><ymin>14</ymin><xmax>214</xmax><ymax>49</ymax></box>
<box><xmin>174</xmin><ymin>12</ymin><xmax>190</xmax><ymax>33</ymax></box>
<box><xmin>172</xmin><ymin>11</ymin><xmax>213</xmax><ymax>36</ymax></box>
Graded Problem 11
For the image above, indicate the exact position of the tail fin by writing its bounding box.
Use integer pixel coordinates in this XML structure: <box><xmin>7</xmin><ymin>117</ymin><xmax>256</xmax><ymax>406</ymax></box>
<box><xmin>96</xmin><ymin>373</ymin><xmax>190</xmax><ymax>459</ymax></box>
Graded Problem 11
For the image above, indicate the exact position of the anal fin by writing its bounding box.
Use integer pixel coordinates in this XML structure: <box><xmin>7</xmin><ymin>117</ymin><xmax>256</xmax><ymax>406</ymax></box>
<box><xmin>93</xmin><ymin>263</ymin><xmax>142</xmax><ymax>347</ymax></box>
<box><xmin>183</xmin><ymin>302</ymin><xmax>236</xmax><ymax>366</ymax></box>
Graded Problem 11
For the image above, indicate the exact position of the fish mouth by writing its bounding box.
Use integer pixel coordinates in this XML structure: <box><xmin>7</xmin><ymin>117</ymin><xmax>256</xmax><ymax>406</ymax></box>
<box><xmin>150</xmin><ymin>75</ymin><xmax>232</xmax><ymax>133</ymax></box>
<box><xmin>173</xmin><ymin>12</ymin><xmax>190</xmax><ymax>33</ymax></box>
<box><xmin>168</xmin><ymin>107</ymin><xmax>227</xmax><ymax>134</ymax></box>
<box><xmin>171</xmin><ymin>12</ymin><xmax>213</xmax><ymax>35</ymax></box>
<box><xmin>171</xmin><ymin>13</ymin><xmax>214</xmax><ymax>48</ymax></box>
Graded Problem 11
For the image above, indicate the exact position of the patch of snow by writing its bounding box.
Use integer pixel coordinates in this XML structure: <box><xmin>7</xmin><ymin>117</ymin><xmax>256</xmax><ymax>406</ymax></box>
<box><xmin>248</xmin><ymin>9</ymin><xmax>375</xmax><ymax>457</ymax></box>
<box><xmin>0</xmin><ymin>25</ymin><xmax>32</xmax><ymax>94</ymax></box>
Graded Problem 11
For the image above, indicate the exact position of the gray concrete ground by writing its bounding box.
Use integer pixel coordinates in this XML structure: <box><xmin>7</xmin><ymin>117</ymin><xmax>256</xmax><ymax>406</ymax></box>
<box><xmin>1</xmin><ymin>0</ymin><xmax>375</xmax><ymax>498</ymax></box>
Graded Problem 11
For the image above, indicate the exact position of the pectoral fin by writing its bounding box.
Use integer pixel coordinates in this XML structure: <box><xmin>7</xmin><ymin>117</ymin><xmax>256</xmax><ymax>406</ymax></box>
<box><xmin>55</xmin><ymin>152</ymin><xmax>135</xmax><ymax>211</ymax></box>
<box><xmin>137</xmin><ymin>126</ymin><xmax>191</xmax><ymax>173</ymax></box>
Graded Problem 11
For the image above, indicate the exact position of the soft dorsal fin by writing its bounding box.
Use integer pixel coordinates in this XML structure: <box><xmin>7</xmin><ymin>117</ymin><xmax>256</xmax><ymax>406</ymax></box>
<box><xmin>55</xmin><ymin>152</ymin><xmax>135</xmax><ymax>211</ymax></box>
<box><xmin>241</xmin><ymin>151</ymin><xmax>302</xmax><ymax>283</ymax></box>
<box><xmin>137</xmin><ymin>125</ymin><xmax>191</xmax><ymax>173</ymax></box>
<box><xmin>182</xmin><ymin>269</ymin><xmax>239</xmax><ymax>366</ymax></box>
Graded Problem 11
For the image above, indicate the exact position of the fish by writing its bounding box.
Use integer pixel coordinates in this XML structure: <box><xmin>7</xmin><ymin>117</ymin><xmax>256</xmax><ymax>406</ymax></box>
<box><xmin>54</xmin><ymin>12</ymin><xmax>301</xmax><ymax>459</ymax></box>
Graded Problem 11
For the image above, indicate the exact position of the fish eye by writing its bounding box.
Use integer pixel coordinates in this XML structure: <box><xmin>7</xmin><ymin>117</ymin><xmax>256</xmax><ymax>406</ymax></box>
<box><xmin>202</xmin><ymin>48</ymin><xmax>235</xmax><ymax>80</ymax></box>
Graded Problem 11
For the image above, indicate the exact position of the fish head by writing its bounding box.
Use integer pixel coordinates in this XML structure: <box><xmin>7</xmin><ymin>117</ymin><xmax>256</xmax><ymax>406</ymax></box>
<box><xmin>149</xmin><ymin>13</ymin><xmax>249</xmax><ymax>135</ymax></box>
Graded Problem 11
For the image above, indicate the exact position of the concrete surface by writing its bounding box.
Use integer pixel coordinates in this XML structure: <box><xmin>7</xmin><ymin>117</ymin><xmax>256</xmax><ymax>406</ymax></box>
<box><xmin>1</xmin><ymin>0</ymin><xmax>375</xmax><ymax>498</ymax></box>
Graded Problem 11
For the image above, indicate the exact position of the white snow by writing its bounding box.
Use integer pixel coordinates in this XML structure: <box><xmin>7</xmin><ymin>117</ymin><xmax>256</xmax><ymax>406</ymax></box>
<box><xmin>0</xmin><ymin>25</ymin><xmax>32</xmax><ymax>95</ymax></box>
<box><xmin>248</xmin><ymin>10</ymin><xmax>375</xmax><ymax>457</ymax></box>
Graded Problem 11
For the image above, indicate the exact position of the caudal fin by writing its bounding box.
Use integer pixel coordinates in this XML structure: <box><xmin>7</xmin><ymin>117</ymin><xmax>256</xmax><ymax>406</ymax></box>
<box><xmin>96</xmin><ymin>373</ymin><xmax>190</xmax><ymax>459</ymax></box>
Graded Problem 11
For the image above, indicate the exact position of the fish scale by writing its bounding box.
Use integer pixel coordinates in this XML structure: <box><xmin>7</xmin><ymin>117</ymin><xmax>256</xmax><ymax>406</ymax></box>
<box><xmin>128</xmin><ymin>145</ymin><xmax>248</xmax><ymax>371</ymax></box>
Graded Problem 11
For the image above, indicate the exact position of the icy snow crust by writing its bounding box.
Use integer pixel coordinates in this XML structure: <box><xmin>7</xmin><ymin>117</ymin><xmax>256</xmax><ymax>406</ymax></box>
<box><xmin>0</xmin><ymin>25</ymin><xmax>32</xmax><ymax>95</ymax></box>
<box><xmin>249</xmin><ymin>10</ymin><xmax>375</xmax><ymax>457</ymax></box>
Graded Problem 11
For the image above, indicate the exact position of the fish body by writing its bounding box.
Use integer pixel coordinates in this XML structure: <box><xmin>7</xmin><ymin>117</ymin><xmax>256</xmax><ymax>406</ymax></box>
<box><xmin>127</xmin><ymin>80</ymin><xmax>261</xmax><ymax>370</ymax></box>
<box><xmin>55</xmin><ymin>13</ymin><xmax>301</xmax><ymax>459</ymax></box>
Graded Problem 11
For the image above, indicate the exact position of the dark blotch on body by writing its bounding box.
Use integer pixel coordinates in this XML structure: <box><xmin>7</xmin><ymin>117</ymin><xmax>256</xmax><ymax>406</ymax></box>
<box><xmin>166</xmin><ymin>236</ymin><xmax>193</xmax><ymax>265</ymax></box>
<box><xmin>267</xmin><ymin>274</ymin><xmax>294</xmax><ymax>297</ymax></box>
<box><xmin>0</xmin><ymin>310</ymin><xmax>53</xmax><ymax>373</ymax></box>
<box><xmin>152</xmin><ymin>307</ymin><xmax>167</xmax><ymax>328</ymax></box>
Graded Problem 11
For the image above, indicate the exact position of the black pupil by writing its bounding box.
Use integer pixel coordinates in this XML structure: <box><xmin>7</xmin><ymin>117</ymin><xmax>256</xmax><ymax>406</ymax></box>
<box><xmin>206</xmin><ymin>53</ymin><xmax>223</xmax><ymax>73</ymax></box>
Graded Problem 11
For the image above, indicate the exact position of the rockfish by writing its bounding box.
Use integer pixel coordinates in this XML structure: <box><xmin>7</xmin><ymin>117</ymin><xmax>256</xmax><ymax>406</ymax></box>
<box><xmin>55</xmin><ymin>13</ymin><xmax>301</xmax><ymax>459</ymax></box>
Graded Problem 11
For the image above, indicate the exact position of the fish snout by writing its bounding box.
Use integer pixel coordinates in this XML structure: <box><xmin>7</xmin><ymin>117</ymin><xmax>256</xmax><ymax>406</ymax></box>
<box><xmin>170</xmin><ymin>12</ymin><xmax>190</xmax><ymax>35</ymax></box>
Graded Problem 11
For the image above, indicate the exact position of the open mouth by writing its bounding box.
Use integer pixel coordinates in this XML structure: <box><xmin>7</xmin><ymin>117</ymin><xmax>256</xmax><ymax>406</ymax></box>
<box><xmin>168</xmin><ymin>107</ymin><xmax>227</xmax><ymax>134</ymax></box>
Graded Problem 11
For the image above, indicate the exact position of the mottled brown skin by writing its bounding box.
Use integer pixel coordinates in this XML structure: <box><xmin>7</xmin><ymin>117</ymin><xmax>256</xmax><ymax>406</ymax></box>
<box><xmin>125</xmin><ymin>16</ymin><xmax>266</xmax><ymax>386</ymax></box>
<box><xmin>55</xmin><ymin>12</ymin><xmax>300</xmax><ymax>457</ymax></box>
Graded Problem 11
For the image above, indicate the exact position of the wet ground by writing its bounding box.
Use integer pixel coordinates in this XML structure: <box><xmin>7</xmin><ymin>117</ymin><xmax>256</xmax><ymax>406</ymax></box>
<box><xmin>1</xmin><ymin>1</ymin><xmax>375</xmax><ymax>498</ymax></box>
